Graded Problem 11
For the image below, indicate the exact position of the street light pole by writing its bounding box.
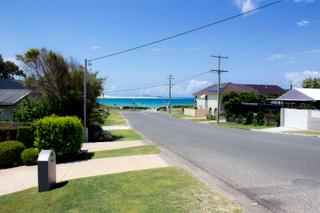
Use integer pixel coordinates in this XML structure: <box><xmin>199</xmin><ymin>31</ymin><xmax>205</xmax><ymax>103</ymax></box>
<box><xmin>83</xmin><ymin>59</ymin><xmax>88</xmax><ymax>143</ymax></box>
<box><xmin>211</xmin><ymin>55</ymin><xmax>228</xmax><ymax>124</ymax></box>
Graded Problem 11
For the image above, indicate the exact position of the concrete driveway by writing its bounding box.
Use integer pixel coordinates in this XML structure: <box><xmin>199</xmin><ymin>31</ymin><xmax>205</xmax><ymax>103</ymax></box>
<box><xmin>123</xmin><ymin>111</ymin><xmax>320</xmax><ymax>213</ymax></box>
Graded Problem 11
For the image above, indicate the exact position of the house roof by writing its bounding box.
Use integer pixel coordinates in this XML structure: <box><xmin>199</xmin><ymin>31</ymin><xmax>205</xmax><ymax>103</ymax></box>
<box><xmin>274</xmin><ymin>88</ymin><xmax>320</xmax><ymax>102</ymax></box>
<box><xmin>0</xmin><ymin>89</ymin><xmax>31</xmax><ymax>106</ymax></box>
<box><xmin>193</xmin><ymin>82</ymin><xmax>285</xmax><ymax>97</ymax></box>
<box><xmin>0</xmin><ymin>79</ymin><xmax>25</xmax><ymax>89</ymax></box>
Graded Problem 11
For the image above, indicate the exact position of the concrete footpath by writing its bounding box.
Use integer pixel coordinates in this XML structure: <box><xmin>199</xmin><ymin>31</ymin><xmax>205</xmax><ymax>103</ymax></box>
<box><xmin>0</xmin><ymin>154</ymin><xmax>168</xmax><ymax>196</ymax></box>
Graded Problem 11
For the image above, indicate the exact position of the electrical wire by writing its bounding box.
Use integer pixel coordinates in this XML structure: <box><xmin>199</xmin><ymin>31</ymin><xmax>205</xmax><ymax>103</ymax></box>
<box><xmin>89</xmin><ymin>0</ymin><xmax>282</xmax><ymax>62</ymax></box>
<box><xmin>107</xmin><ymin>70</ymin><xmax>212</xmax><ymax>93</ymax></box>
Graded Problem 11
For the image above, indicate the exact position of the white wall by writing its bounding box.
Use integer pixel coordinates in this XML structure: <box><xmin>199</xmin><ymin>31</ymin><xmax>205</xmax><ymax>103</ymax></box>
<box><xmin>196</xmin><ymin>98</ymin><xmax>205</xmax><ymax>110</ymax></box>
<box><xmin>184</xmin><ymin>108</ymin><xmax>196</xmax><ymax>117</ymax></box>
<box><xmin>195</xmin><ymin>94</ymin><xmax>218</xmax><ymax>113</ymax></box>
<box><xmin>207</xmin><ymin>94</ymin><xmax>218</xmax><ymax>112</ymax></box>
<box><xmin>281</xmin><ymin>108</ymin><xmax>320</xmax><ymax>130</ymax></box>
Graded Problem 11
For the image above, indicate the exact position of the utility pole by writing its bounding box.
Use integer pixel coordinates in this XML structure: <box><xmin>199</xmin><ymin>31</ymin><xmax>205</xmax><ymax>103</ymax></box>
<box><xmin>211</xmin><ymin>55</ymin><xmax>228</xmax><ymax>124</ymax></box>
<box><xmin>83</xmin><ymin>59</ymin><xmax>88</xmax><ymax>143</ymax></box>
<box><xmin>167</xmin><ymin>74</ymin><xmax>174</xmax><ymax>113</ymax></box>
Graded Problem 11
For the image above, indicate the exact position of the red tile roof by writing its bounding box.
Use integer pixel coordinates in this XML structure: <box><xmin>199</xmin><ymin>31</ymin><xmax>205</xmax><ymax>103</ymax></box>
<box><xmin>193</xmin><ymin>82</ymin><xmax>285</xmax><ymax>97</ymax></box>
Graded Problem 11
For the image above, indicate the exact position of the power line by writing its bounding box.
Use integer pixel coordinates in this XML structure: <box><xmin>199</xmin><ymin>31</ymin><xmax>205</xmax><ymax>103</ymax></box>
<box><xmin>173</xmin><ymin>71</ymin><xmax>211</xmax><ymax>84</ymax></box>
<box><xmin>107</xmin><ymin>83</ymin><xmax>167</xmax><ymax>93</ymax></box>
<box><xmin>107</xmin><ymin>70</ymin><xmax>212</xmax><ymax>93</ymax></box>
<box><xmin>89</xmin><ymin>0</ymin><xmax>282</xmax><ymax>62</ymax></box>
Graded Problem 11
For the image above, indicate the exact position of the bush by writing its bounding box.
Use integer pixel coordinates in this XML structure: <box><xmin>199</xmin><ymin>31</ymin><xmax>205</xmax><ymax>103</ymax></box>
<box><xmin>0</xmin><ymin>141</ymin><xmax>25</xmax><ymax>167</ymax></box>
<box><xmin>0</xmin><ymin>123</ymin><xmax>18</xmax><ymax>142</ymax></box>
<box><xmin>245</xmin><ymin>112</ymin><xmax>254</xmax><ymax>125</ymax></box>
<box><xmin>88</xmin><ymin>125</ymin><xmax>113</xmax><ymax>142</ymax></box>
<box><xmin>17</xmin><ymin>126</ymin><xmax>35</xmax><ymax>148</ymax></box>
<box><xmin>34</xmin><ymin>115</ymin><xmax>83</xmax><ymax>160</ymax></box>
<box><xmin>254</xmin><ymin>112</ymin><xmax>265</xmax><ymax>126</ymax></box>
<box><xmin>21</xmin><ymin>148</ymin><xmax>39</xmax><ymax>165</ymax></box>
<box><xmin>89</xmin><ymin>109</ymin><xmax>105</xmax><ymax>125</ymax></box>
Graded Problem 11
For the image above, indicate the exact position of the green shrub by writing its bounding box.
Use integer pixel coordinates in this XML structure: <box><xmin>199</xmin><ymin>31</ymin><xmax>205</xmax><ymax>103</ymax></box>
<box><xmin>34</xmin><ymin>115</ymin><xmax>83</xmax><ymax>160</ymax></box>
<box><xmin>0</xmin><ymin>141</ymin><xmax>25</xmax><ymax>167</ymax></box>
<box><xmin>21</xmin><ymin>148</ymin><xmax>39</xmax><ymax>165</ymax></box>
<box><xmin>88</xmin><ymin>125</ymin><xmax>112</xmax><ymax>142</ymax></box>
<box><xmin>254</xmin><ymin>112</ymin><xmax>265</xmax><ymax>126</ymax></box>
<box><xmin>0</xmin><ymin>125</ymin><xmax>17</xmax><ymax>142</ymax></box>
<box><xmin>17</xmin><ymin>126</ymin><xmax>35</xmax><ymax>148</ymax></box>
<box><xmin>245</xmin><ymin>112</ymin><xmax>254</xmax><ymax>125</ymax></box>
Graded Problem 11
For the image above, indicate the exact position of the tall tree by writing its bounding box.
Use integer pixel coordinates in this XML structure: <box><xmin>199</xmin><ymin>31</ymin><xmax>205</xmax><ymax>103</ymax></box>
<box><xmin>16</xmin><ymin>48</ymin><xmax>104</xmax><ymax>122</ymax></box>
<box><xmin>0</xmin><ymin>54</ymin><xmax>25</xmax><ymax>79</ymax></box>
<box><xmin>302</xmin><ymin>78</ymin><xmax>320</xmax><ymax>88</ymax></box>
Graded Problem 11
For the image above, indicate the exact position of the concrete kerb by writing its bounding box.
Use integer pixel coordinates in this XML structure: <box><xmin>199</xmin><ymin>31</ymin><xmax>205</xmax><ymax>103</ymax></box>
<box><xmin>157</xmin><ymin>145</ymin><xmax>272</xmax><ymax>213</ymax></box>
<box><xmin>252</xmin><ymin>127</ymin><xmax>320</xmax><ymax>138</ymax></box>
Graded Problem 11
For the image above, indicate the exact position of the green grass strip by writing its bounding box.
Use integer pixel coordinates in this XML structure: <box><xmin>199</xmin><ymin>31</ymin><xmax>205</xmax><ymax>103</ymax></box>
<box><xmin>284</xmin><ymin>130</ymin><xmax>320</xmax><ymax>136</ymax></box>
<box><xmin>78</xmin><ymin>145</ymin><xmax>160</xmax><ymax>160</ymax></box>
<box><xmin>0</xmin><ymin>167</ymin><xmax>243</xmax><ymax>213</ymax></box>
<box><xmin>104</xmin><ymin>111</ymin><xmax>127</xmax><ymax>126</ymax></box>
<box><xmin>212</xmin><ymin>122</ymin><xmax>275</xmax><ymax>130</ymax></box>
<box><xmin>110</xmin><ymin>129</ymin><xmax>142</xmax><ymax>141</ymax></box>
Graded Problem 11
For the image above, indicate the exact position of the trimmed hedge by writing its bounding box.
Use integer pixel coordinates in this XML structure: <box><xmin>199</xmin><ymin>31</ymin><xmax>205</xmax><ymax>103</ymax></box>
<box><xmin>0</xmin><ymin>141</ymin><xmax>25</xmax><ymax>167</ymax></box>
<box><xmin>17</xmin><ymin>126</ymin><xmax>35</xmax><ymax>148</ymax></box>
<box><xmin>0</xmin><ymin>126</ymin><xmax>17</xmax><ymax>142</ymax></box>
<box><xmin>21</xmin><ymin>148</ymin><xmax>39</xmax><ymax>165</ymax></box>
<box><xmin>34</xmin><ymin>115</ymin><xmax>83</xmax><ymax>160</ymax></box>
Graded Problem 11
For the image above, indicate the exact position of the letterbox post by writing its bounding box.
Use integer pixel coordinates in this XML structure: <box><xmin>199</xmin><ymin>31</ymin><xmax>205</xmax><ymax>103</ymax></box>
<box><xmin>37</xmin><ymin>150</ymin><xmax>56</xmax><ymax>192</ymax></box>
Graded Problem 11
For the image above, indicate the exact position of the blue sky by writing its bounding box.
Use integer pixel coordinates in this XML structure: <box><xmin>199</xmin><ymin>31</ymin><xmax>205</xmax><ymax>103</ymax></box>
<box><xmin>0</xmin><ymin>0</ymin><xmax>319</xmax><ymax>97</ymax></box>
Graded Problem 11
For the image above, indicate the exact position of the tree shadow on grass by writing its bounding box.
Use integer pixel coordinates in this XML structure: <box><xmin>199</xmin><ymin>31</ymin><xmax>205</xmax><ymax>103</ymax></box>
<box><xmin>53</xmin><ymin>181</ymin><xmax>68</xmax><ymax>190</ymax></box>
<box><xmin>74</xmin><ymin>152</ymin><xmax>95</xmax><ymax>161</ymax></box>
<box><xmin>111</xmin><ymin>135</ymin><xmax>124</xmax><ymax>141</ymax></box>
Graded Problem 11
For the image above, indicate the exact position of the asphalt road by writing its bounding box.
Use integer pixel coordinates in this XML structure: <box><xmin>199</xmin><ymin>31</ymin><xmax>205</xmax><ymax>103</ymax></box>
<box><xmin>123</xmin><ymin>111</ymin><xmax>320</xmax><ymax>213</ymax></box>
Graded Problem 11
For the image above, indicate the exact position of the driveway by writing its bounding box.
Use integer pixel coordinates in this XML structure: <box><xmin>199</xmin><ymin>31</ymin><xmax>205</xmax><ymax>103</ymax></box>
<box><xmin>123</xmin><ymin>111</ymin><xmax>320</xmax><ymax>213</ymax></box>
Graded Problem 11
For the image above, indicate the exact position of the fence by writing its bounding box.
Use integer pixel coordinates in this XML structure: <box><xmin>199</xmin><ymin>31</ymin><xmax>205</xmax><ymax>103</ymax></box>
<box><xmin>280</xmin><ymin>108</ymin><xmax>320</xmax><ymax>130</ymax></box>
<box><xmin>184</xmin><ymin>108</ymin><xmax>207</xmax><ymax>118</ymax></box>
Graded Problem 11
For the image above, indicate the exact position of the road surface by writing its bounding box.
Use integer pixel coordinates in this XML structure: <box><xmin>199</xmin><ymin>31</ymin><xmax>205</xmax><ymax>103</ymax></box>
<box><xmin>123</xmin><ymin>111</ymin><xmax>320</xmax><ymax>213</ymax></box>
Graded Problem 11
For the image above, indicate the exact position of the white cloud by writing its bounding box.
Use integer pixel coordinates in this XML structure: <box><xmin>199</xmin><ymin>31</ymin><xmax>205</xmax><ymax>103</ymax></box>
<box><xmin>234</xmin><ymin>0</ymin><xmax>257</xmax><ymax>13</ymax></box>
<box><xmin>285</xmin><ymin>70</ymin><xmax>320</xmax><ymax>87</ymax></box>
<box><xmin>295</xmin><ymin>49</ymin><xmax>320</xmax><ymax>56</ymax></box>
<box><xmin>186</xmin><ymin>79</ymin><xmax>210</xmax><ymax>93</ymax></box>
<box><xmin>294</xmin><ymin>0</ymin><xmax>315</xmax><ymax>3</ymax></box>
<box><xmin>3</xmin><ymin>57</ymin><xmax>23</xmax><ymax>69</ymax></box>
<box><xmin>297</xmin><ymin>20</ymin><xmax>310</xmax><ymax>27</ymax></box>
<box><xmin>135</xmin><ymin>79</ymin><xmax>210</xmax><ymax>97</ymax></box>
<box><xmin>91</xmin><ymin>45</ymin><xmax>100</xmax><ymax>50</ymax></box>
<box><xmin>264</xmin><ymin>54</ymin><xmax>286</xmax><ymax>61</ymax></box>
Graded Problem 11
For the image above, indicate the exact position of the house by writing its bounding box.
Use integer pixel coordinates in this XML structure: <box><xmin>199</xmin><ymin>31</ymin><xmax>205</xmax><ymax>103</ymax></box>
<box><xmin>192</xmin><ymin>82</ymin><xmax>285</xmax><ymax>115</ymax></box>
<box><xmin>272</xmin><ymin>89</ymin><xmax>320</xmax><ymax>130</ymax></box>
<box><xmin>273</xmin><ymin>88</ymin><xmax>320</xmax><ymax>109</ymax></box>
<box><xmin>0</xmin><ymin>79</ymin><xmax>31</xmax><ymax>121</ymax></box>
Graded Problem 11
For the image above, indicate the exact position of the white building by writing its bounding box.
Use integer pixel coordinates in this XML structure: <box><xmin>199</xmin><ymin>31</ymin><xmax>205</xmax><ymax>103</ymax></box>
<box><xmin>193</xmin><ymin>82</ymin><xmax>285</xmax><ymax>115</ymax></box>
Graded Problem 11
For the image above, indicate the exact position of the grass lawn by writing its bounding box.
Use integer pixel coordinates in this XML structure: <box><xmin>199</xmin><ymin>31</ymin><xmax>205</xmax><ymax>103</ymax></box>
<box><xmin>191</xmin><ymin>118</ymin><xmax>210</xmax><ymax>122</ymax></box>
<box><xmin>77</xmin><ymin>145</ymin><xmax>160</xmax><ymax>160</ymax></box>
<box><xmin>0</xmin><ymin>167</ymin><xmax>243</xmax><ymax>213</ymax></box>
<box><xmin>284</xmin><ymin>130</ymin><xmax>320</xmax><ymax>136</ymax></box>
<box><xmin>212</xmin><ymin>122</ymin><xmax>275</xmax><ymax>130</ymax></box>
<box><xmin>104</xmin><ymin>111</ymin><xmax>127</xmax><ymax>126</ymax></box>
<box><xmin>110</xmin><ymin>129</ymin><xmax>142</xmax><ymax>141</ymax></box>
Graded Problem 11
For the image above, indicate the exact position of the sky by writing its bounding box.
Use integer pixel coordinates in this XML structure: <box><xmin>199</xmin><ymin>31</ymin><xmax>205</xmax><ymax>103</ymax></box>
<box><xmin>0</xmin><ymin>0</ymin><xmax>319</xmax><ymax>97</ymax></box>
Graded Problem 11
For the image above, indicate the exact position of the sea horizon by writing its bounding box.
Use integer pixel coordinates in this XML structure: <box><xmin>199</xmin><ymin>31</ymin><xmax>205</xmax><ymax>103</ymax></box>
<box><xmin>97</xmin><ymin>97</ymin><xmax>194</xmax><ymax>108</ymax></box>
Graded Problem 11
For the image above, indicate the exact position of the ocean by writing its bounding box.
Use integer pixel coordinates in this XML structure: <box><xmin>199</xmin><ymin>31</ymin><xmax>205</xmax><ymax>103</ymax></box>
<box><xmin>96</xmin><ymin>97</ymin><xmax>194</xmax><ymax>109</ymax></box>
